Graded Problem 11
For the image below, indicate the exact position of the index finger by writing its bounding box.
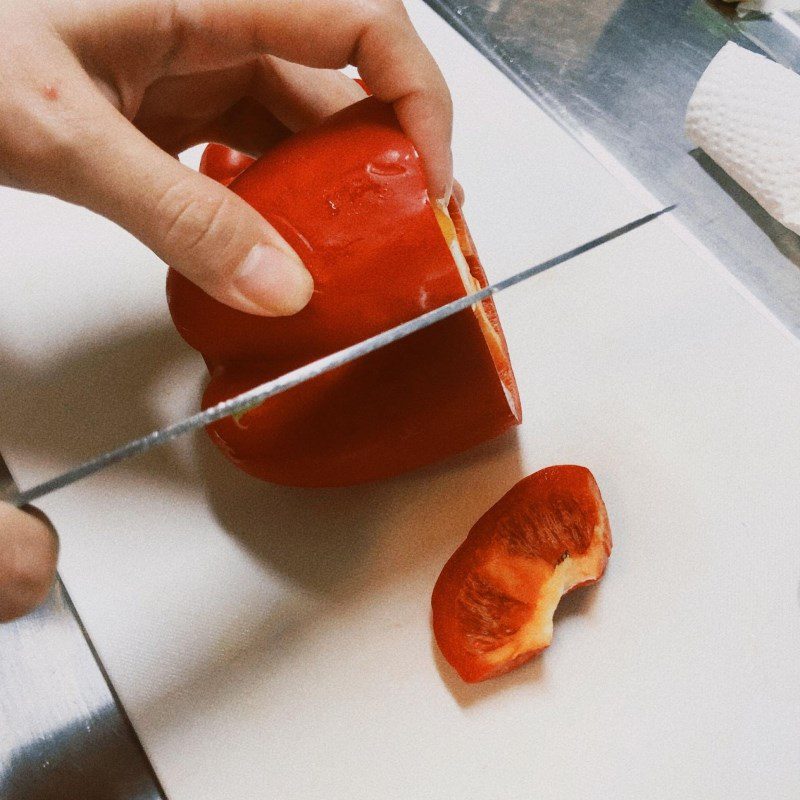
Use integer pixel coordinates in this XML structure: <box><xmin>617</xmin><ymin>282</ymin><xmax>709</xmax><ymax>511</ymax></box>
<box><xmin>347</xmin><ymin>4</ymin><xmax>453</xmax><ymax>201</ymax></box>
<box><xmin>228</xmin><ymin>0</ymin><xmax>453</xmax><ymax>200</ymax></box>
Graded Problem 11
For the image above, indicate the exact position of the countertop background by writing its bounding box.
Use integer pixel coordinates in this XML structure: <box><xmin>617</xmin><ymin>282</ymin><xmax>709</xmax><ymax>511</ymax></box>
<box><xmin>2</xmin><ymin>2</ymin><xmax>799</xmax><ymax>798</ymax></box>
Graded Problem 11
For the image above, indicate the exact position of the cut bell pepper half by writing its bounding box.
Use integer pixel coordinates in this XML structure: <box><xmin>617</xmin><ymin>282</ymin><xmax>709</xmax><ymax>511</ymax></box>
<box><xmin>167</xmin><ymin>97</ymin><xmax>521</xmax><ymax>487</ymax></box>
<box><xmin>432</xmin><ymin>465</ymin><xmax>612</xmax><ymax>683</ymax></box>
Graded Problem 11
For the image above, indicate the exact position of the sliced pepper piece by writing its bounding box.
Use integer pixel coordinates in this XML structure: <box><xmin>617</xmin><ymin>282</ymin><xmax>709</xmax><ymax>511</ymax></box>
<box><xmin>167</xmin><ymin>97</ymin><xmax>521</xmax><ymax>487</ymax></box>
<box><xmin>432</xmin><ymin>465</ymin><xmax>612</xmax><ymax>683</ymax></box>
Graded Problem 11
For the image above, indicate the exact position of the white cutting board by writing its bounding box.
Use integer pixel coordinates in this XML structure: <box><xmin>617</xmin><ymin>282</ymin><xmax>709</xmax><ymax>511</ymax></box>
<box><xmin>2</xmin><ymin>3</ymin><xmax>799</xmax><ymax>798</ymax></box>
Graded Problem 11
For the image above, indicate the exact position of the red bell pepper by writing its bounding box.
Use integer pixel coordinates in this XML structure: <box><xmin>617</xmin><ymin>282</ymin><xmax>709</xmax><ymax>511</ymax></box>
<box><xmin>167</xmin><ymin>97</ymin><xmax>521</xmax><ymax>487</ymax></box>
<box><xmin>198</xmin><ymin>144</ymin><xmax>255</xmax><ymax>187</ymax></box>
<box><xmin>432</xmin><ymin>465</ymin><xmax>612</xmax><ymax>682</ymax></box>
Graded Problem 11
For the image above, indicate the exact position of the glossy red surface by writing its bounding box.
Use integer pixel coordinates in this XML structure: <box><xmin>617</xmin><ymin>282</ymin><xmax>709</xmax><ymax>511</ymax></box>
<box><xmin>198</xmin><ymin>144</ymin><xmax>255</xmax><ymax>187</ymax></box>
<box><xmin>167</xmin><ymin>97</ymin><xmax>521</xmax><ymax>486</ymax></box>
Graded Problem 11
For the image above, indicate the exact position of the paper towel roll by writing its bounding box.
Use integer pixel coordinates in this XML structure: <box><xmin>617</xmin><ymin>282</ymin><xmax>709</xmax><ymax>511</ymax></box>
<box><xmin>685</xmin><ymin>42</ymin><xmax>800</xmax><ymax>235</ymax></box>
<box><xmin>722</xmin><ymin>0</ymin><xmax>800</xmax><ymax>14</ymax></box>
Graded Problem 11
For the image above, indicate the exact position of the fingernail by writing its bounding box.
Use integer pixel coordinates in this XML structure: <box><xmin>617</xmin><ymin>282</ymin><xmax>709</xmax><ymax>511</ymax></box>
<box><xmin>231</xmin><ymin>244</ymin><xmax>314</xmax><ymax>316</ymax></box>
<box><xmin>435</xmin><ymin>180</ymin><xmax>453</xmax><ymax>208</ymax></box>
<box><xmin>445</xmin><ymin>179</ymin><xmax>454</xmax><ymax>206</ymax></box>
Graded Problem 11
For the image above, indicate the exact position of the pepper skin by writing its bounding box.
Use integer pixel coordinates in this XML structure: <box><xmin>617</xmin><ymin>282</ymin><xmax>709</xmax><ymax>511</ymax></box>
<box><xmin>198</xmin><ymin>144</ymin><xmax>254</xmax><ymax>187</ymax></box>
<box><xmin>167</xmin><ymin>97</ymin><xmax>521</xmax><ymax>487</ymax></box>
<box><xmin>432</xmin><ymin>466</ymin><xmax>612</xmax><ymax>683</ymax></box>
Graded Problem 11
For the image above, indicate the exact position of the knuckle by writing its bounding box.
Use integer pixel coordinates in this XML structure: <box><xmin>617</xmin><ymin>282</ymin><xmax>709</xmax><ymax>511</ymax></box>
<box><xmin>158</xmin><ymin>181</ymin><xmax>228</xmax><ymax>253</ymax></box>
<box><xmin>151</xmin><ymin>0</ymin><xmax>190</xmax><ymax>69</ymax></box>
<box><xmin>355</xmin><ymin>0</ymin><xmax>405</xmax><ymax>28</ymax></box>
<box><xmin>155</xmin><ymin>180</ymin><xmax>246</xmax><ymax>286</ymax></box>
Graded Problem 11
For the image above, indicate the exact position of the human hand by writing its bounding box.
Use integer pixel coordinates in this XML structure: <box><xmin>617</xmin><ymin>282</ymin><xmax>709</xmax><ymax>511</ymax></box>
<box><xmin>0</xmin><ymin>503</ymin><xmax>58</xmax><ymax>622</ymax></box>
<box><xmin>0</xmin><ymin>0</ymin><xmax>453</xmax><ymax>316</ymax></box>
<box><xmin>0</xmin><ymin>0</ymin><xmax>453</xmax><ymax>620</ymax></box>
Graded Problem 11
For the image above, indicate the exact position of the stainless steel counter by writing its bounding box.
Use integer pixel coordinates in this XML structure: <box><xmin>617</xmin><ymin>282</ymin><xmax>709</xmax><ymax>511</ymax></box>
<box><xmin>0</xmin><ymin>456</ymin><xmax>164</xmax><ymax>800</ymax></box>
<box><xmin>428</xmin><ymin>0</ymin><xmax>800</xmax><ymax>336</ymax></box>
<box><xmin>2</xmin><ymin>1</ymin><xmax>799</xmax><ymax>796</ymax></box>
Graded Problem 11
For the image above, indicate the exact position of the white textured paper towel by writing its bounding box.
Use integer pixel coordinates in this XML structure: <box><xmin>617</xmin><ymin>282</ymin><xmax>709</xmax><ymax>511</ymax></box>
<box><xmin>722</xmin><ymin>0</ymin><xmax>800</xmax><ymax>14</ymax></box>
<box><xmin>686</xmin><ymin>42</ymin><xmax>800</xmax><ymax>235</ymax></box>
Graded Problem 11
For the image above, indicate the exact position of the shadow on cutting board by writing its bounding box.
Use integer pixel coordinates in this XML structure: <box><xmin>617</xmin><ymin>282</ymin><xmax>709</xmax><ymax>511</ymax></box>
<box><xmin>0</xmin><ymin>320</ymin><xmax>198</xmax><ymax>488</ymax></box>
<box><xmin>689</xmin><ymin>148</ymin><xmax>800</xmax><ymax>268</ymax></box>
<box><xmin>198</xmin><ymin>426</ymin><xmax>525</xmax><ymax>596</ymax></box>
<box><xmin>115</xmin><ymin>429</ymin><xmax>527</xmax><ymax>732</ymax></box>
<box><xmin>431</xmin><ymin>581</ymin><xmax>603</xmax><ymax>707</ymax></box>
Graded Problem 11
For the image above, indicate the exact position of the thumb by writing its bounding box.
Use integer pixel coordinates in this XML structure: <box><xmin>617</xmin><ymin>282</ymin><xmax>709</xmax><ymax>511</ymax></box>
<box><xmin>69</xmin><ymin>103</ymin><xmax>313</xmax><ymax>317</ymax></box>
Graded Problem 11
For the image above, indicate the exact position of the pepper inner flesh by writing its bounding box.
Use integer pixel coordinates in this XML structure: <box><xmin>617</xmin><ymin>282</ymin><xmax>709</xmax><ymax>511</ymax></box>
<box><xmin>435</xmin><ymin>203</ymin><xmax>502</xmax><ymax>338</ymax></box>
<box><xmin>477</xmin><ymin>527</ymin><xmax>609</xmax><ymax>669</ymax></box>
<box><xmin>435</xmin><ymin>203</ymin><xmax>516</xmax><ymax>412</ymax></box>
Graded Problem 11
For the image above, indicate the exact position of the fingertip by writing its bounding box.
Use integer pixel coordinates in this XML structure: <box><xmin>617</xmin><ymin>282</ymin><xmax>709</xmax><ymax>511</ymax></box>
<box><xmin>226</xmin><ymin>242</ymin><xmax>315</xmax><ymax>316</ymax></box>
<box><xmin>442</xmin><ymin>176</ymin><xmax>454</xmax><ymax>207</ymax></box>
<box><xmin>452</xmin><ymin>179</ymin><xmax>465</xmax><ymax>207</ymax></box>
<box><xmin>429</xmin><ymin>153</ymin><xmax>454</xmax><ymax>207</ymax></box>
<box><xmin>22</xmin><ymin>504</ymin><xmax>59</xmax><ymax>554</ymax></box>
<box><xmin>354</xmin><ymin>15</ymin><xmax>453</xmax><ymax>206</ymax></box>
<box><xmin>390</xmin><ymin>91</ymin><xmax>453</xmax><ymax>205</ymax></box>
<box><xmin>0</xmin><ymin>504</ymin><xmax>58</xmax><ymax>622</ymax></box>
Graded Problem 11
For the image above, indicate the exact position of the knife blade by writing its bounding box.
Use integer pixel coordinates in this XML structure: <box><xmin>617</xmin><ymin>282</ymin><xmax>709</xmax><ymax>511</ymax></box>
<box><xmin>6</xmin><ymin>205</ymin><xmax>674</xmax><ymax>507</ymax></box>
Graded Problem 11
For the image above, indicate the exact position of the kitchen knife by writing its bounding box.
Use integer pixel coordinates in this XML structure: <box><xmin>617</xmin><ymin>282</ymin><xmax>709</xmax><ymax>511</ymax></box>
<box><xmin>6</xmin><ymin>205</ymin><xmax>674</xmax><ymax>507</ymax></box>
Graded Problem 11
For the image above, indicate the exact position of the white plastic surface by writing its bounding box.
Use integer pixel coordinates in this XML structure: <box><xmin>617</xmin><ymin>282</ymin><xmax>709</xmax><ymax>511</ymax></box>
<box><xmin>686</xmin><ymin>42</ymin><xmax>800</xmax><ymax>235</ymax></box>
<box><xmin>1</xmin><ymin>3</ymin><xmax>799</xmax><ymax>798</ymax></box>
